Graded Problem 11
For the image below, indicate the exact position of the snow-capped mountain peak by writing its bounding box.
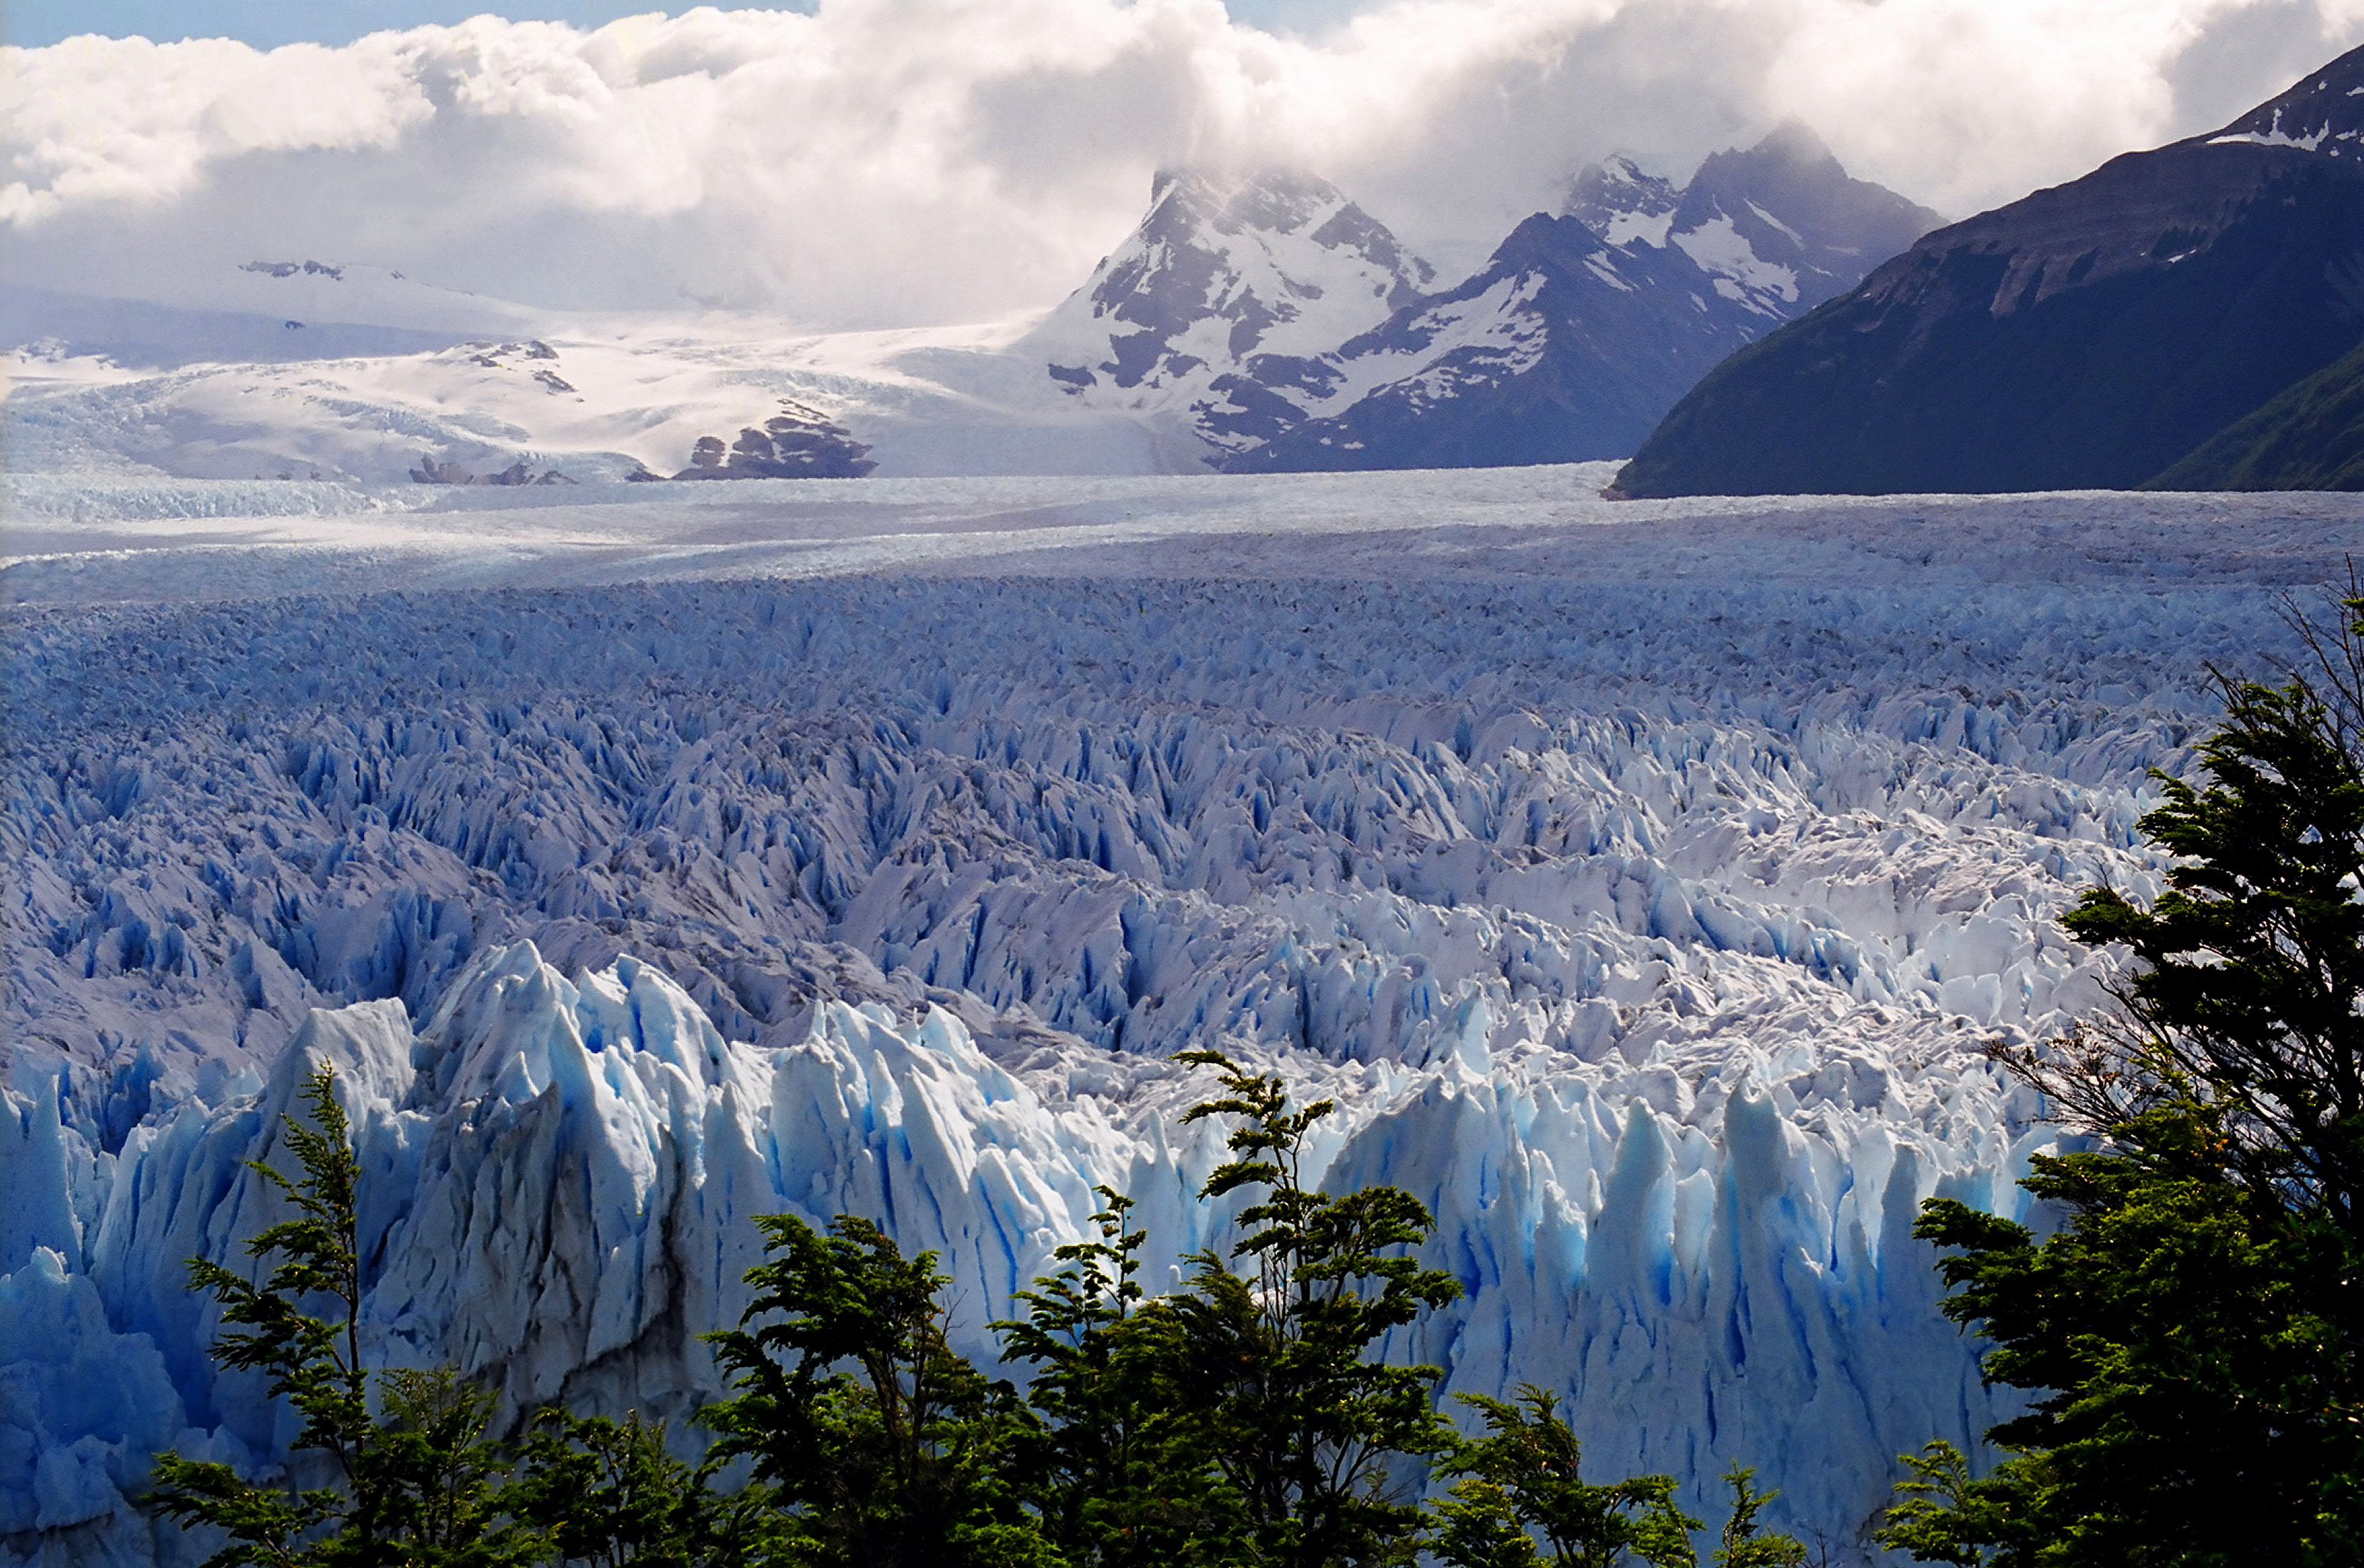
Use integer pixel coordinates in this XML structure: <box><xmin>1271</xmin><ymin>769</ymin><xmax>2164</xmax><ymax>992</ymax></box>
<box><xmin>1222</xmin><ymin>134</ymin><xmax>1937</xmax><ymax>473</ymax></box>
<box><xmin>1563</xmin><ymin>154</ymin><xmax>1683</xmax><ymax>248</ymax></box>
<box><xmin>1563</xmin><ymin>129</ymin><xmax>1943</xmax><ymax>322</ymax></box>
<box><xmin>1023</xmin><ymin>167</ymin><xmax>1434</xmax><ymax>452</ymax></box>
<box><xmin>1660</xmin><ymin>124</ymin><xmax>1942</xmax><ymax>317</ymax></box>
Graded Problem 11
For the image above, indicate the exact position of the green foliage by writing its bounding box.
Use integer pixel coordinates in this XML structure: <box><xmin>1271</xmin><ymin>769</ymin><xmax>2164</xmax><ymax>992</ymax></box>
<box><xmin>146</xmin><ymin>1067</ymin><xmax>386</xmax><ymax>1567</ymax></box>
<box><xmin>505</xmin><ymin>1410</ymin><xmax>718</xmax><ymax>1568</ymax></box>
<box><xmin>995</xmin><ymin>1188</ymin><xmax>1233</xmax><ymax>1566</ymax></box>
<box><xmin>702</xmin><ymin>1213</ymin><xmax>1053</xmax><ymax>1568</ymax></box>
<box><xmin>1881</xmin><ymin>1126</ymin><xmax>2361</xmax><ymax>1565</ymax></box>
<box><xmin>144</xmin><ymin>1069</ymin><xmax>538</xmax><ymax>1568</ymax></box>
<box><xmin>2059</xmin><ymin>677</ymin><xmax>2364</xmax><ymax>1229</ymax></box>
<box><xmin>1709</xmin><ymin>1467</ymin><xmax>1805</xmax><ymax>1568</ymax></box>
<box><xmin>1874</xmin><ymin>1442</ymin><xmax>2039</xmax><ymax>1568</ymax></box>
<box><xmin>145</xmin><ymin>1063</ymin><xmax>1821</xmax><ymax>1568</ymax></box>
<box><xmin>369</xmin><ymin>1370</ymin><xmax>537</xmax><ymax>1568</ymax></box>
<box><xmin>1882</xmin><ymin>660</ymin><xmax>2364</xmax><ymax>1565</ymax></box>
<box><xmin>2145</xmin><ymin>337</ymin><xmax>2364</xmax><ymax>493</ymax></box>
<box><xmin>1166</xmin><ymin>1048</ymin><xmax>1464</xmax><ymax>1567</ymax></box>
<box><xmin>1432</xmin><ymin>1387</ymin><xmax>1699</xmax><ymax>1568</ymax></box>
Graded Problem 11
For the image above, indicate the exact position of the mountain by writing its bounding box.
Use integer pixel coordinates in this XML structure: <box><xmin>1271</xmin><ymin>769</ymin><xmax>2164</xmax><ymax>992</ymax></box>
<box><xmin>5</xmin><ymin>145</ymin><xmax>1934</xmax><ymax>486</ymax></box>
<box><xmin>2</xmin><ymin>276</ymin><xmax>1171</xmax><ymax>482</ymax></box>
<box><xmin>1023</xmin><ymin>168</ymin><xmax>1436</xmax><ymax>459</ymax></box>
<box><xmin>1222</xmin><ymin>213</ymin><xmax>1764</xmax><ymax>470</ymax></box>
<box><xmin>2147</xmin><ymin>337</ymin><xmax>2364</xmax><ymax>490</ymax></box>
<box><xmin>1225</xmin><ymin>128</ymin><xmax>1939</xmax><ymax>473</ymax></box>
<box><xmin>1654</xmin><ymin>123</ymin><xmax>1944</xmax><ymax>317</ymax></box>
<box><xmin>1611</xmin><ymin>44</ymin><xmax>2364</xmax><ymax>498</ymax></box>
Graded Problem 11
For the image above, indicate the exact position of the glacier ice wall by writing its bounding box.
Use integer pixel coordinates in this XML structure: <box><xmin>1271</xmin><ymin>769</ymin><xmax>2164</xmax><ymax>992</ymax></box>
<box><xmin>5</xmin><ymin>940</ymin><xmax>2038</xmax><ymax>1561</ymax></box>
<box><xmin>10</xmin><ymin>480</ymin><xmax>2364</xmax><ymax>1563</ymax></box>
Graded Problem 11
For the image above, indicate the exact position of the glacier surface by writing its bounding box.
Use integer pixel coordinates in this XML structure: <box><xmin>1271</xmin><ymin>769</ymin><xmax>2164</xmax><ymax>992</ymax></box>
<box><xmin>8</xmin><ymin>469</ymin><xmax>2364</xmax><ymax>1563</ymax></box>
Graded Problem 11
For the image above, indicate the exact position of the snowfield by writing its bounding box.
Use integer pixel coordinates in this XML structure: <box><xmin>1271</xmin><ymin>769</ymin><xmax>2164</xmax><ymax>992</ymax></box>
<box><xmin>7</xmin><ymin>468</ymin><xmax>2364</xmax><ymax>1563</ymax></box>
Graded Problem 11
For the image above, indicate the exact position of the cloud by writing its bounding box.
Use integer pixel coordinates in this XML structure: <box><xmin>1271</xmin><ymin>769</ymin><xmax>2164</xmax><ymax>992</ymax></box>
<box><xmin>2</xmin><ymin>0</ymin><xmax>2355</xmax><ymax>327</ymax></box>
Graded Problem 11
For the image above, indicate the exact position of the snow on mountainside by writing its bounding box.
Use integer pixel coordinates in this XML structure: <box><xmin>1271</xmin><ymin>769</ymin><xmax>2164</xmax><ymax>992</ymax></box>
<box><xmin>1023</xmin><ymin>168</ymin><xmax>1436</xmax><ymax>459</ymax></box>
<box><xmin>1224</xmin><ymin>214</ymin><xmax>1761</xmax><ymax>469</ymax></box>
<box><xmin>1565</xmin><ymin>155</ymin><xmax>1684</xmax><ymax>248</ymax></box>
<box><xmin>9</xmin><ymin>469</ymin><xmax>2364</xmax><ymax>1565</ymax></box>
<box><xmin>1650</xmin><ymin>123</ymin><xmax>1943</xmax><ymax>317</ymax></box>
<box><xmin>2</xmin><ymin>142</ymin><xmax>1936</xmax><ymax>483</ymax></box>
<box><xmin>2205</xmin><ymin>48</ymin><xmax>2364</xmax><ymax>155</ymax></box>
<box><xmin>2</xmin><ymin>284</ymin><xmax>1161</xmax><ymax>483</ymax></box>
<box><xmin>1225</xmin><ymin>128</ymin><xmax>1938</xmax><ymax>472</ymax></box>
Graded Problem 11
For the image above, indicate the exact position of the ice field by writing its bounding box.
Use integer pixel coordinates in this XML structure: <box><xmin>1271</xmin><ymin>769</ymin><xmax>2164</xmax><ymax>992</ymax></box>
<box><xmin>9</xmin><ymin>466</ymin><xmax>2364</xmax><ymax>1562</ymax></box>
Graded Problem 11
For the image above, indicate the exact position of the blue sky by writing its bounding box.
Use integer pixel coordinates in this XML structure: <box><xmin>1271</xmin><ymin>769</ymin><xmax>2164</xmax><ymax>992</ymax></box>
<box><xmin>4</xmin><ymin>0</ymin><xmax>1359</xmax><ymax>49</ymax></box>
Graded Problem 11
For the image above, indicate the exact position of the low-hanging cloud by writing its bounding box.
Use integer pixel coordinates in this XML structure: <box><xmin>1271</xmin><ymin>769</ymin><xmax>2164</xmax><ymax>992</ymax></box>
<box><xmin>4</xmin><ymin>0</ymin><xmax>2358</xmax><ymax>328</ymax></box>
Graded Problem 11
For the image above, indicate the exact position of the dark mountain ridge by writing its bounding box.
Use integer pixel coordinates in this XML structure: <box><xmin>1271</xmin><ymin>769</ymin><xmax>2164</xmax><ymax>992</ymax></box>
<box><xmin>1612</xmin><ymin>44</ymin><xmax>2364</xmax><ymax>497</ymax></box>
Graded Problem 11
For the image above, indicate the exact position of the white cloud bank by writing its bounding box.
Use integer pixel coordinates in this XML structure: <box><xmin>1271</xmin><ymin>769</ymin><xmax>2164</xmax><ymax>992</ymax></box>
<box><xmin>4</xmin><ymin>0</ymin><xmax>2359</xmax><ymax>327</ymax></box>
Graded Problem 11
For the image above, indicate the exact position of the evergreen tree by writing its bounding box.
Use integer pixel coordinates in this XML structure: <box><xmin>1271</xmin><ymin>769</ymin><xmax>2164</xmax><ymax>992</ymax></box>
<box><xmin>145</xmin><ymin>1068</ymin><xmax>535</xmax><ymax>1568</ymax></box>
<box><xmin>1430</xmin><ymin>1387</ymin><xmax>1699</xmax><ymax>1568</ymax></box>
<box><xmin>1708</xmin><ymin>1467</ymin><xmax>1804</xmax><ymax>1568</ymax></box>
<box><xmin>1163</xmin><ymin>1048</ymin><xmax>1464</xmax><ymax>1567</ymax></box>
<box><xmin>996</xmin><ymin>1188</ymin><xmax>1235</xmax><ymax>1566</ymax></box>
<box><xmin>702</xmin><ymin>1213</ymin><xmax>1054</xmax><ymax>1568</ymax></box>
<box><xmin>504</xmin><ymin>1411</ymin><xmax>718</xmax><ymax>1568</ymax></box>
<box><xmin>1881</xmin><ymin>651</ymin><xmax>2364</xmax><ymax>1565</ymax></box>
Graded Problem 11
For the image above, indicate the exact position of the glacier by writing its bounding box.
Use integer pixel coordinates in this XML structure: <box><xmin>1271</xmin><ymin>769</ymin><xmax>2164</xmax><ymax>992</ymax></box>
<box><xmin>8</xmin><ymin>468</ymin><xmax>2364</xmax><ymax>1563</ymax></box>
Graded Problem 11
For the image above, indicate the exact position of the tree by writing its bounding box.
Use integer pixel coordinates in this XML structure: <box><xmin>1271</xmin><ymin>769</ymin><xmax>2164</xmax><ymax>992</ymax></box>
<box><xmin>702</xmin><ymin>1213</ymin><xmax>1054</xmax><ymax>1568</ymax></box>
<box><xmin>2035</xmin><ymin>676</ymin><xmax>2364</xmax><ymax>1236</ymax></box>
<box><xmin>1708</xmin><ymin>1467</ymin><xmax>1804</xmax><ymax>1568</ymax></box>
<box><xmin>1875</xmin><ymin>1442</ymin><xmax>2038</xmax><ymax>1568</ymax></box>
<box><xmin>504</xmin><ymin>1411</ymin><xmax>718</xmax><ymax>1568</ymax></box>
<box><xmin>145</xmin><ymin>1068</ymin><xmax>534</xmax><ymax>1568</ymax></box>
<box><xmin>1887</xmin><ymin>1111</ymin><xmax>2359</xmax><ymax>1565</ymax></box>
<box><xmin>1162</xmin><ymin>1048</ymin><xmax>1464</xmax><ymax>1568</ymax></box>
<box><xmin>996</xmin><ymin>1188</ymin><xmax>1234</xmax><ymax>1566</ymax></box>
<box><xmin>1430</xmin><ymin>1386</ymin><xmax>1698</xmax><ymax>1568</ymax></box>
<box><xmin>1882</xmin><ymin>649</ymin><xmax>2364</xmax><ymax>1565</ymax></box>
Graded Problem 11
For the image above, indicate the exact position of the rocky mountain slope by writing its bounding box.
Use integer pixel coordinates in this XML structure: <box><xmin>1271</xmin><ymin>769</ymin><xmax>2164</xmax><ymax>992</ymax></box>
<box><xmin>2148</xmin><ymin>337</ymin><xmax>2364</xmax><ymax>491</ymax></box>
<box><xmin>1611</xmin><ymin>43</ymin><xmax>2364</xmax><ymax>498</ymax></box>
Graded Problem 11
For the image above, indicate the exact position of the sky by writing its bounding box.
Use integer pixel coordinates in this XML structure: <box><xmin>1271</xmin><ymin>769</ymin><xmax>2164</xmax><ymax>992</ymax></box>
<box><xmin>0</xmin><ymin>0</ymin><xmax>1362</xmax><ymax>49</ymax></box>
<box><xmin>5</xmin><ymin>0</ymin><xmax>2361</xmax><ymax>330</ymax></box>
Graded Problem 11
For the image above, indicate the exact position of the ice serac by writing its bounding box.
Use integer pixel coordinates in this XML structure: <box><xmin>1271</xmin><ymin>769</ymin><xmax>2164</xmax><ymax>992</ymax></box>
<box><xmin>1229</xmin><ymin>128</ymin><xmax>1937</xmax><ymax>473</ymax></box>
<box><xmin>8</xmin><ymin>933</ymin><xmax>2032</xmax><ymax>1564</ymax></box>
<box><xmin>1613</xmin><ymin>41</ymin><xmax>2364</xmax><ymax>498</ymax></box>
<box><xmin>1023</xmin><ymin>168</ymin><xmax>1436</xmax><ymax>460</ymax></box>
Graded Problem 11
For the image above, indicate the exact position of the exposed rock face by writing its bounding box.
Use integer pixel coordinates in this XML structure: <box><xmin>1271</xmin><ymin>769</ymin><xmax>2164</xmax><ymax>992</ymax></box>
<box><xmin>1656</xmin><ymin>122</ymin><xmax>1943</xmax><ymax>316</ymax></box>
<box><xmin>1225</xmin><ymin>214</ymin><xmax>1762</xmax><ymax>470</ymax></box>
<box><xmin>409</xmin><ymin>455</ymin><xmax>475</xmax><ymax>485</ymax></box>
<box><xmin>240</xmin><ymin>260</ymin><xmax>345</xmax><ymax>281</ymax></box>
<box><xmin>1228</xmin><ymin>130</ymin><xmax>1938</xmax><ymax>473</ymax></box>
<box><xmin>668</xmin><ymin>400</ymin><xmax>876</xmax><ymax>480</ymax></box>
<box><xmin>409</xmin><ymin>455</ymin><xmax>571</xmax><ymax>485</ymax></box>
<box><xmin>1611</xmin><ymin>43</ymin><xmax>2364</xmax><ymax>498</ymax></box>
